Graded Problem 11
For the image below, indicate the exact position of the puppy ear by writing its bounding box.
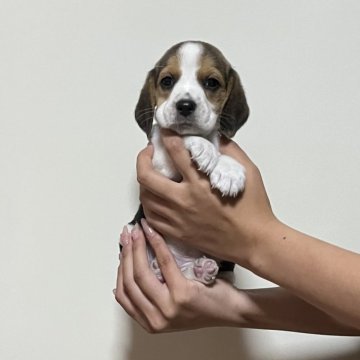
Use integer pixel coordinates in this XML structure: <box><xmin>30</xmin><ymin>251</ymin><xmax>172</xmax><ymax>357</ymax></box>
<box><xmin>219</xmin><ymin>68</ymin><xmax>249</xmax><ymax>138</ymax></box>
<box><xmin>134</xmin><ymin>69</ymin><xmax>156</xmax><ymax>137</ymax></box>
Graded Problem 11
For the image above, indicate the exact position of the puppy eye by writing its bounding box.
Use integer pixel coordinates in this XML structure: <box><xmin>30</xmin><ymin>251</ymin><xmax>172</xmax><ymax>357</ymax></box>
<box><xmin>160</xmin><ymin>76</ymin><xmax>175</xmax><ymax>89</ymax></box>
<box><xmin>204</xmin><ymin>77</ymin><xmax>220</xmax><ymax>90</ymax></box>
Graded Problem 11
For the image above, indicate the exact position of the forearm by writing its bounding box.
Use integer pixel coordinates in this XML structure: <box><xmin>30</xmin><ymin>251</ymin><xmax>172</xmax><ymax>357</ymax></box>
<box><xmin>235</xmin><ymin>287</ymin><xmax>359</xmax><ymax>335</ymax></box>
<box><xmin>242</xmin><ymin>221</ymin><xmax>360</xmax><ymax>329</ymax></box>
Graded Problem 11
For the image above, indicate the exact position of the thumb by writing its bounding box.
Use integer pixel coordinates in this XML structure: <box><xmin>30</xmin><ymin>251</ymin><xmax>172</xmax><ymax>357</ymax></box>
<box><xmin>160</xmin><ymin>129</ymin><xmax>200</xmax><ymax>182</ymax></box>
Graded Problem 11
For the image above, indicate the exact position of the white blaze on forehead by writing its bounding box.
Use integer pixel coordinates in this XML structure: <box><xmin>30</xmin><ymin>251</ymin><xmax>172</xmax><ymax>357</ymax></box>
<box><xmin>178</xmin><ymin>42</ymin><xmax>203</xmax><ymax>85</ymax></box>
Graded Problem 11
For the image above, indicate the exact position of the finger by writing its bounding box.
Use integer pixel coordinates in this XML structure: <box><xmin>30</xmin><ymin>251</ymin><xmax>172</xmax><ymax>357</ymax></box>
<box><xmin>160</xmin><ymin>129</ymin><xmax>201</xmax><ymax>182</ymax></box>
<box><xmin>143</xmin><ymin>210</ymin><xmax>178</xmax><ymax>240</ymax></box>
<box><xmin>131</xmin><ymin>224</ymin><xmax>169</xmax><ymax>307</ymax></box>
<box><xmin>136</xmin><ymin>145</ymin><xmax>179</xmax><ymax>200</ymax></box>
<box><xmin>121</xmin><ymin>226</ymin><xmax>158</xmax><ymax>315</ymax></box>
<box><xmin>140</xmin><ymin>219</ymin><xmax>184</xmax><ymax>290</ymax></box>
<box><xmin>140</xmin><ymin>186</ymin><xmax>176</xmax><ymax>220</ymax></box>
<box><xmin>115</xmin><ymin>261</ymin><xmax>150</xmax><ymax>331</ymax></box>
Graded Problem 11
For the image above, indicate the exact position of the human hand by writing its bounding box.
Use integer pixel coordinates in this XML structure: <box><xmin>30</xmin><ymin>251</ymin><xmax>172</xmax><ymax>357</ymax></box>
<box><xmin>114</xmin><ymin>221</ymin><xmax>247</xmax><ymax>333</ymax></box>
<box><xmin>137</xmin><ymin>131</ymin><xmax>278</xmax><ymax>267</ymax></box>
<box><xmin>114</xmin><ymin>220</ymin><xmax>360</xmax><ymax>335</ymax></box>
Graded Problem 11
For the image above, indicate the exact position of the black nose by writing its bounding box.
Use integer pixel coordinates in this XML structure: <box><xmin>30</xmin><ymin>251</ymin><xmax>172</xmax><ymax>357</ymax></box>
<box><xmin>176</xmin><ymin>100</ymin><xmax>197</xmax><ymax>117</ymax></box>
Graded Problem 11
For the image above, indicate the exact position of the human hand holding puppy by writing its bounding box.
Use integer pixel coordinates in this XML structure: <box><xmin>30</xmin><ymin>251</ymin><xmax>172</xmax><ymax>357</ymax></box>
<box><xmin>138</xmin><ymin>130</ymin><xmax>275</xmax><ymax>267</ymax></box>
<box><xmin>115</xmin><ymin>220</ymin><xmax>359</xmax><ymax>335</ymax></box>
<box><xmin>116</xmin><ymin>221</ymin><xmax>251</xmax><ymax>333</ymax></box>
<box><xmin>115</xmin><ymin>130</ymin><xmax>360</xmax><ymax>333</ymax></box>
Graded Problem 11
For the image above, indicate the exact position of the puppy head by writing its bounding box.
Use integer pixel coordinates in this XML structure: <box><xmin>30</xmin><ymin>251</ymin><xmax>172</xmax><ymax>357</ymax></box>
<box><xmin>135</xmin><ymin>41</ymin><xmax>249</xmax><ymax>138</ymax></box>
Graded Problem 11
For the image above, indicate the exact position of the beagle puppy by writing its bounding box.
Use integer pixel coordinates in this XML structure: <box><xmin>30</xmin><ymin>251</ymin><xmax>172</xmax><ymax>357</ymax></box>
<box><xmin>129</xmin><ymin>41</ymin><xmax>249</xmax><ymax>284</ymax></box>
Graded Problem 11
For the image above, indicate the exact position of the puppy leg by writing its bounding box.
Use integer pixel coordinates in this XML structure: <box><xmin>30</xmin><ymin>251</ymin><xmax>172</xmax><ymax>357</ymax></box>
<box><xmin>183</xmin><ymin>136</ymin><xmax>219</xmax><ymax>175</ymax></box>
<box><xmin>183</xmin><ymin>136</ymin><xmax>246</xmax><ymax>197</ymax></box>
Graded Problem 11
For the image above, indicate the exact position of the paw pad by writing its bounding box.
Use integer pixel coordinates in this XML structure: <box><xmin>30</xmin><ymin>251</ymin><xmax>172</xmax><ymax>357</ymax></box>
<box><xmin>193</xmin><ymin>257</ymin><xmax>219</xmax><ymax>284</ymax></box>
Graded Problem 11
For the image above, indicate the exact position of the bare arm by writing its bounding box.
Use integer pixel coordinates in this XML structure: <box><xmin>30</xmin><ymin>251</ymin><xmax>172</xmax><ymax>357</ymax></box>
<box><xmin>247</xmin><ymin>222</ymin><xmax>360</xmax><ymax>329</ymax></box>
<box><xmin>114</xmin><ymin>224</ymin><xmax>359</xmax><ymax>335</ymax></box>
<box><xmin>240</xmin><ymin>287</ymin><xmax>359</xmax><ymax>335</ymax></box>
<box><xmin>136</xmin><ymin>131</ymin><xmax>360</xmax><ymax>330</ymax></box>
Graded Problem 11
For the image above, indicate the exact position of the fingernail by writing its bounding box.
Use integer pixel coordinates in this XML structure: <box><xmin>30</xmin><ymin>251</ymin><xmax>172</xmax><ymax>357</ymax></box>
<box><xmin>140</xmin><ymin>218</ymin><xmax>154</xmax><ymax>238</ymax></box>
<box><xmin>120</xmin><ymin>226</ymin><xmax>129</xmax><ymax>246</ymax></box>
<box><xmin>112</xmin><ymin>288</ymin><xmax>116</xmax><ymax>295</ymax></box>
<box><xmin>132</xmin><ymin>223</ymin><xmax>140</xmax><ymax>240</ymax></box>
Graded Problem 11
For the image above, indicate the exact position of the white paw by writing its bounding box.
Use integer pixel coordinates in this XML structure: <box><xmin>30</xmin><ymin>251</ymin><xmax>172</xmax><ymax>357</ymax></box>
<box><xmin>184</xmin><ymin>136</ymin><xmax>219</xmax><ymax>175</ymax></box>
<box><xmin>210</xmin><ymin>155</ymin><xmax>246</xmax><ymax>197</ymax></box>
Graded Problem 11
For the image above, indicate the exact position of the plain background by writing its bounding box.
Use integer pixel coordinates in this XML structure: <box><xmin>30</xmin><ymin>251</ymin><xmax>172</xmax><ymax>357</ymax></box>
<box><xmin>1</xmin><ymin>0</ymin><xmax>360</xmax><ymax>359</ymax></box>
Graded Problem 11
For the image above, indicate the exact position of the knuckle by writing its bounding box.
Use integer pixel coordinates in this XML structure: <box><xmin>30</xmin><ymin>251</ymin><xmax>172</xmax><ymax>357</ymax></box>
<box><xmin>163</xmin><ymin>304</ymin><xmax>179</xmax><ymax>321</ymax></box>
<box><xmin>122</xmin><ymin>280</ymin><xmax>133</xmax><ymax>295</ymax></box>
<box><xmin>114</xmin><ymin>291</ymin><xmax>123</xmax><ymax>305</ymax></box>
<box><xmin>144</xmin><ymin>326</ymin><xmax>156</xmax><ymax>334</ymax></box>
<box><xmin>174</xmin><ymin>191</ymin><xmax>188</xmax><ymax>208</ymax></box>
<box><xmin>139</xmin><ymin>322</ymin><xmax>153</xmax><ymax>334</ymax></box>
<box><xmin>173</xmin><ymin>285</ymin><xmax>195</xmax><ymax>306</ymax></box>
<box><xmin>136</xmin><ymin>148</ymin><xmax>146</xmax><ymax>166</ymax></box>
<box><xmin>148</xmin><ymin>317</ymin><xmax>168</xmax><ymax>333</ymax></box>
<box><xmin>136</xmin><ymin>172</ymin><xmax>149</xmax><ymax>185</ymax></box>
<box><xmin>173</xmin><ymin>291</ymin><xmax>189</xmax><ymax>307</ymax></box>
<box><xmin>115</xmin><ymin>291</ymin><xmax>131</xmax><ymax>313</ymax></box>
<box><xmin>198</xmin><ymin>179</ymin><xmax>211</xmax><ymax>193</ymax></box>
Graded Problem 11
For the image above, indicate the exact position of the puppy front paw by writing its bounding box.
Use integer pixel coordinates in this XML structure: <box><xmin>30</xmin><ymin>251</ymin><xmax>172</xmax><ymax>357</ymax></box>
<box><xmin>184</xmin><ymin>136</ymin><xmax>219</xmax><ymax>175</ymax></box>
<box><xmin>210</xmin><ymin>155</ymin><xmax>246</xmax><ymax>197</ymax></box>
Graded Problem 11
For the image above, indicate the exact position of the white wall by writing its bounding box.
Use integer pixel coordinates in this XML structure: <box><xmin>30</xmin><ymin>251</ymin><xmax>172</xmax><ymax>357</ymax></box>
<box><xmin>1</xmin><ymin>1</ymin><xmax>359</xmax><ymax>359</ymax></box>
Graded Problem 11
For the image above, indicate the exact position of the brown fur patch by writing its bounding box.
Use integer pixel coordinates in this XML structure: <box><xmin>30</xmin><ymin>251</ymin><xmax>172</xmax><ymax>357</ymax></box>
<box><xmin>198</xmin><ymin>51</ymin><xmax>230</xmax><ymax>115</ymax></box>
<box><xmin>155</xmin><ymin>54</ymin><xmax>181</xmax><ymax>107</ymax></box>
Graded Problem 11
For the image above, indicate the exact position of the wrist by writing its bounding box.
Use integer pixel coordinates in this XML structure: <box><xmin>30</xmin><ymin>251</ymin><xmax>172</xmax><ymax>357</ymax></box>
<box><xmin>235</xmin><ymin>217</ymin><xmax>286</xmax><ymax>271</ymax></box>
<box><xmin>215</xmin><ymin>283</ymin><xmax>256</xmax><ymax>328</ymax></box>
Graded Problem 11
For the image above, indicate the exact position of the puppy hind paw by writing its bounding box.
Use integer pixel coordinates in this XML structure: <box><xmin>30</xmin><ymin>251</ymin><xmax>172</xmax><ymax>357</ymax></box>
<box><xmin>193</xmin><ymin>257</ymin><xmax>219</xmax><ymax>285</ymax></box>
<box><xmin>150</xmin><ymin>259</ymin><xmax>165</xmax><ymax>283</ymax></box>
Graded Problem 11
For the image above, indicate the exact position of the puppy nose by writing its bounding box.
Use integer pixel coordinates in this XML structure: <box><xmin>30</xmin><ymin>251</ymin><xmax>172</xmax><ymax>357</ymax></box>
<box><xmin>176</xmin><ymin>100</ymin><xmax>196</xmax><ymax>117</ymax></box>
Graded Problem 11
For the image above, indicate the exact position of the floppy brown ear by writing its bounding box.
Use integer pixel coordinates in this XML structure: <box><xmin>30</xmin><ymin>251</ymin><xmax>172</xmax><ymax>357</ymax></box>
<box><xmin>134</xmin><ymin>69</ymin><xmax>156</xmax><ymax>138</ymax></box>
<box><xmin>219</xmin><ymin>68</ymin><xmax>249</xmax><ymax>138</ymax></box>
